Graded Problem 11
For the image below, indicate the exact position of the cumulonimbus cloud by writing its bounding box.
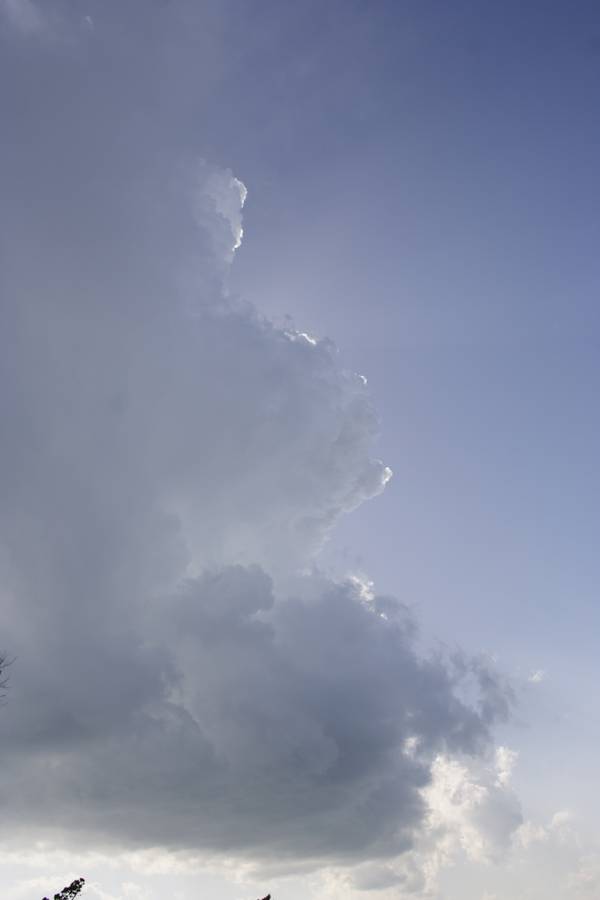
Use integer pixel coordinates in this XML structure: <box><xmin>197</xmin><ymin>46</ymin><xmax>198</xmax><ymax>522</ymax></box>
<box><xmin>0</xmin><ymin>11</ymin><xmax>519</xmax><ymax>877</ymax></box>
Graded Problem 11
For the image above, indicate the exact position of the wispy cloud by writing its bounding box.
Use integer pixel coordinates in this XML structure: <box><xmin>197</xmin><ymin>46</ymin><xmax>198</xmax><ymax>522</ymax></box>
<box><xmin>0</xmin><ymin>0</ymin><xmax>44</xmax><ymax>34</ymax></box>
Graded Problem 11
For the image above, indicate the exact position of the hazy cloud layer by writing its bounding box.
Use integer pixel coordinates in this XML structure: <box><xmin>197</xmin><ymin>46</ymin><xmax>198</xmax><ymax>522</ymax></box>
<box><xmin>0</xmin><ymin>3</ymin><xmax>517</xmax><ymax>877</ymax></box>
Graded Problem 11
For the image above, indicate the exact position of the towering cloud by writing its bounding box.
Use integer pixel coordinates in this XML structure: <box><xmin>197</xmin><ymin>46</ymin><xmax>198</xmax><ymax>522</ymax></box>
<box><xmin>0</xmin><ymin>156</ymin><xmax>515</xmax><ymax>868</ymax></box>
<box><xmin>0</xmin><ymin>4</ymin><xmax>519</xmax><ymax>883</ymax></box>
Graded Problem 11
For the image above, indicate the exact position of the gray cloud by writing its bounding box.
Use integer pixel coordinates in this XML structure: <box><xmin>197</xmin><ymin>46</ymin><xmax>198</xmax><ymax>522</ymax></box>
<box><xmin>0</xmin><ymin>3</ymin><xmax>516</xmax><ymax>874</ymax></box>
<box><xmin>0</xmin><ymin>564</ymin><xmax>510</xmax><ymax>864</ymax></box>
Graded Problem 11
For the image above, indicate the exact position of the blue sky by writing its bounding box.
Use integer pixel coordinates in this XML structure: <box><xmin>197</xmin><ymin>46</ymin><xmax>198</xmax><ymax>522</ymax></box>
<box><xmin>229</xmin><ymin>0</ymin><xmax>600</xmax><ymax>825</ymax></box>
<box><xmin>230</xmin><ymin>0</ymin><xmax>600</xmax><ymax>658</ymax></box>
<box><xmin>1</xmin><ymin>2</ymin><xmax>599</xmax><ymax>899</ymax></box>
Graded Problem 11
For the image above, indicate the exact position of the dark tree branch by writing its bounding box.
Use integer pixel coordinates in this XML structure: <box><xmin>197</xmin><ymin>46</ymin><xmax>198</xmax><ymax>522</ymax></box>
<box><xmin>42</xmin><ymin>877</ymin><xmax>85</xmax><ymax>900</ymax></box>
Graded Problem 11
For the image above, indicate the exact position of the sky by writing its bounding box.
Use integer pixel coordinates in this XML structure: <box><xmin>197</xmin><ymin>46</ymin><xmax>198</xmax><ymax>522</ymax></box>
<box><xmin>0</xmin><ymin>1</ymin><xmax>599</xmax><ymax>899</ymax></box>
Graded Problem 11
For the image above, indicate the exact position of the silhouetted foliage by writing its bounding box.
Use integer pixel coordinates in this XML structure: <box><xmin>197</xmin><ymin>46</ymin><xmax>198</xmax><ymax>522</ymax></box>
<box><xmin>42</xmin><ymin>877</ymin><xmax>85</xmax><ymax>900</ymax></box>
<box><xmin>38</xmin><ymin>878</ymin><xmax>268</xmax><ymax>899</ymax></box>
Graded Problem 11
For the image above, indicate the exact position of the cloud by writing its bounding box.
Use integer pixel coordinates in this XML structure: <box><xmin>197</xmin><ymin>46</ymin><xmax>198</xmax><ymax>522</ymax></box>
<box><xmin>569</xmin><ymin>853</ymin><xmax>600</xmax><ymax>896</ymax></box>
<box><xmin>0</xmin><ymin>12</ymin><xmax>516</xmax><ymax>881</ymax></box>
<box><xmin>516</xmin><ymin>809</ymin><xmax>574</xmax><ymax>850</ymax></box>
<box><xmin>0</xmin><ymin>0</ymin><xmax>44</xmax><ymax>33</ymax></box>
<box><xmin>0</xmin><ymin>559</ymin><xmax>512</xmax><ymax>862</ymax></box>
<box><xmin>0</xmin><ymin>0</ymin><xmax>100</xmax><ymax>40</ymax></box>
<box><xmin>340</xmin><ymin>745</ymin><xmax>521</xmax><ymax>897</ymax></box>
<box><xmin>423</xmin><ymin>750</ymin><xmax>522</xmax><ymax>865</ymax></box>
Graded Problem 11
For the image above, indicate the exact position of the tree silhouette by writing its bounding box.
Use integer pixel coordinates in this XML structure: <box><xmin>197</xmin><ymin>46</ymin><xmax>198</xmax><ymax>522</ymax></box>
<box><xmin>38</xmin><ymin>877</ymin><xmax>270</xmax><ymax>900</ymax></box>
<box><xmin>42</xmin><ymin>877</ymin><xmax>85</xmax><ymax>900</ymax></box>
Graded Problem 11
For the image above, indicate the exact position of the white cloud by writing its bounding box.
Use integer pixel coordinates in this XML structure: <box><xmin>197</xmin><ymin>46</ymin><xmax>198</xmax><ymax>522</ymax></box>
<box><xmin>309</xmin><ymin>743</ymin><xmax>522</xmax><ymax>899</ymax></box>
<box><xmin>85</xmin><ymin>882</ymin><xmax>150</xmax><ymax>900</ymax></box>
<box><xmin>423</xmin><ymin>751</ymin><xmax>522</xmax><ymax>864</ymax></box>
<box><xmin>516</xmin><ymin>808</ymin><xmax>574</xmax><ymax>850</ymax></box>
<box><xmin>494</xmin><ymin>746</ymin><xmax>518</xmax><ymax>788</ymax></box>
<box><xmin>198</xmin><ymin>162</ymin><xmax>248</xmax><ymax>258</ymax></box>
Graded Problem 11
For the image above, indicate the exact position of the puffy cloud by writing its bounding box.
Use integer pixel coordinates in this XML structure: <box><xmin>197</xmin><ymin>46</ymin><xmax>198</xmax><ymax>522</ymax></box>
<box><xmin>0</xmin><ymin>558</ymin><xmax>511</xmax><ymax>862</ymax></box>
<box><xmin>333</xmin><ymin>745</ymin><xmax>521</xmax><ymax>898</ymax></box>
<box><xmin>516</xmin><ymin>809</ymin><xmax>575</xmax><ymax>851</ymax></box>
<box><xmin>0</xmin><ymin>12</ymin><xmax>516</xmax><ymax>880</ymax></box>
<box><xmin>423</xmin><ymin>750</ymin><xmax>522</xmax><ymax>865</ymax></box>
